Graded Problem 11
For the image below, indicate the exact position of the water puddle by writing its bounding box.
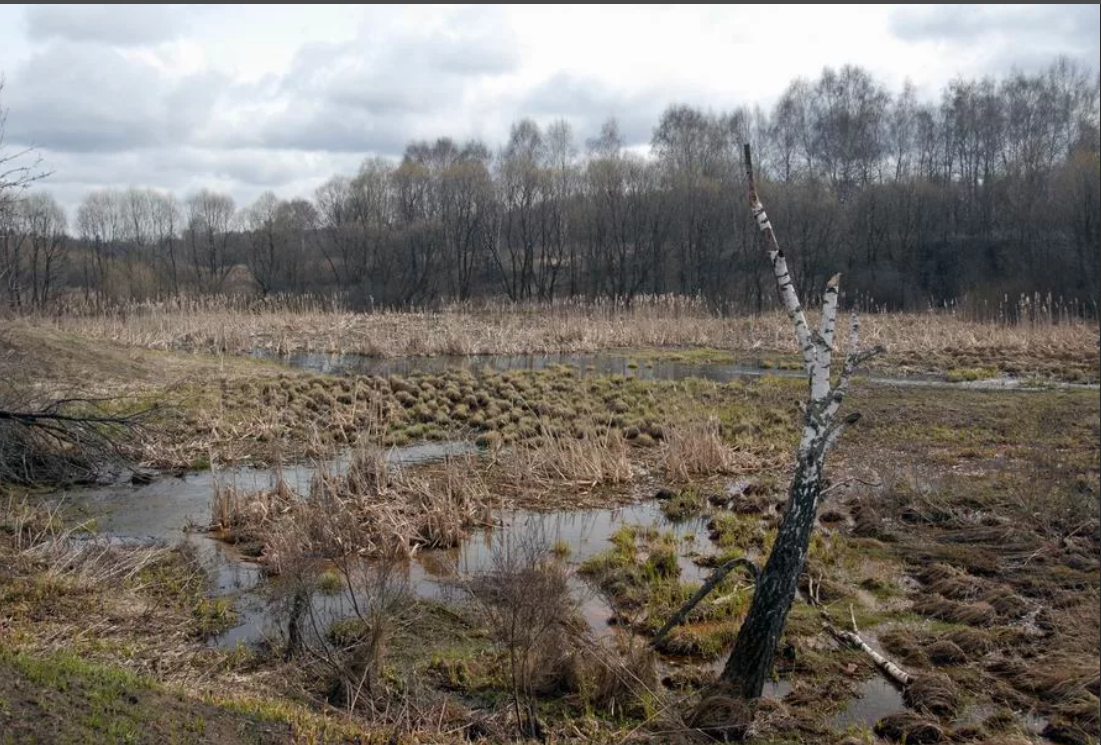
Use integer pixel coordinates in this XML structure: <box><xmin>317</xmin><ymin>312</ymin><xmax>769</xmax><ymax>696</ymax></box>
<box><xmin>58</xmin><ymin>447</ymin><xmax>717</xmax><ymax>650</ymax></box>
<box><xmin>831</xmin><ymin>677</ymin><xmax>905</xmax><ymax>728</ymax></box>
<box><xmin>58</xmin><ymin>441</ymin><xmax>479</xmax><ymax>647</ymax></box>
<box><xmin>250</xmin><ymin>349</ymin><xmax>1097</xmax><ymax>391</ymax></box>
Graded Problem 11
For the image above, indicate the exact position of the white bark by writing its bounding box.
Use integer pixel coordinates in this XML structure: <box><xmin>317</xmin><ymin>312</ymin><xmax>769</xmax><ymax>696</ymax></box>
<box><xmin>747</xmin><ymin>179</ymin><xmax>815</xmax><ymax>376</ymax></box>
<box><xmin>821</xmin><ymin>606</ymin><xmax>913</xmax><ymax>687</ymax></box>
<box><xmin>812</xmin><ymin>274</ymin><xmax>841</xmax><ymax>401</ymax></box>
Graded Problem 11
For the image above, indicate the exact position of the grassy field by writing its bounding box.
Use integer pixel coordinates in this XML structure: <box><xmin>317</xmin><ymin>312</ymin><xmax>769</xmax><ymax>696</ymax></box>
<box><xmin>0</xmin><ymin>311</ymin><xmax>1098</xmax><ymax>744</ymax></box>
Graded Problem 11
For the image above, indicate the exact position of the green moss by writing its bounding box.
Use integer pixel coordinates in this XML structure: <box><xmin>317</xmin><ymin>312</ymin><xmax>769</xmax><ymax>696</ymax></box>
<box><xmin>946</xmin><ymin>366</ymin><xmax>1001</xmax><ymax>382</ymax></box>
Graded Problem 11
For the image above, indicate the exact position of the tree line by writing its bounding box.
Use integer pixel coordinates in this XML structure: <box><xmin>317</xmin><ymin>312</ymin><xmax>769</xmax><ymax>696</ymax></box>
<box><xmin>2</xmin><ymin>58</ymin><xmax>1098</xmax><ymax>316</ymax></box>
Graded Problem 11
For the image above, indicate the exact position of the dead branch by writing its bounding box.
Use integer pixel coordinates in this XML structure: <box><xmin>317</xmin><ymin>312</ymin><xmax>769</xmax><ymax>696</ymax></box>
<box><xmin>650</xmin><ymin>557</ymin><xmax>759</xmax><ymax>648</ymax></box>
<box><xmin>0</xmin><ymin>395</ymin><xmax>155</xmax><ymax>485</ymax></box>
<box><xmin>820</xmin><ymin>603</ymin><xmax>912</xmax><ymax>687</ymax></box>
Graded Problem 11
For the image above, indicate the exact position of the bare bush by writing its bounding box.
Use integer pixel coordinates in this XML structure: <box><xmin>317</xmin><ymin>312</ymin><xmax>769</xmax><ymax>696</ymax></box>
<box><xmin>466</xmin><ymin>523</ymin><xmax>581</xmax><ymax>740</ymax></box>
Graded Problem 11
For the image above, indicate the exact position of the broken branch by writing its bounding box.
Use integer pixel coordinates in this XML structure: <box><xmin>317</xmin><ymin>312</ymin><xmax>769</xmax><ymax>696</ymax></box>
<box><xmin>651</xmin><ymin>556</ymin><xmax>759</xmax><ymax>648</ymax></box>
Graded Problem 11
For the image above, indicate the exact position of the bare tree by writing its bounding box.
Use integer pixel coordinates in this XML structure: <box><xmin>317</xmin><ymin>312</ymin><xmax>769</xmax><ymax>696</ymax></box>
<box><xmin>243</xmin><ymin>191</ymin><xmax>283</xmax><ymax>296</ymax></box>
<box><xmin>0</xmin><ymin>78</ymin><xmax>48</xmax><ymax>221</ymax></box>
<box><xmin>0</xmin><ymin>79</ymin><xmax>50</xmax><ymax>306</ymax></box>
<box><xmin>149</xmin><ymin>191</ymin><xmax>182</xmax><ymax>295</ymax></box>
<box><xmin>77</xmin><ymin>189</ymin><xmax>125</xmax><ymax>305</ymax></box>
<box><xmin>714</xmin><ymin>144</ymin><xmax>884</xmax><ymax>701</ymax></box>
<box><xmin>658</xmin><ymin>146</ymin><xmax>886</xmax><ymax>727</ymax></box>
<box><xmin>440</xmin><ymin>141</ymin><xmax>493</xmax><ymax>301</ymax></box>
<box><xmin>185</xmin><ymin>188</ymin><xmax>236</xmax><ymax>293</ymax></box>
<box><xmin>20</xmin><ymin>192</ymin><xmax>67</xmax><ymax>308</ymax></box>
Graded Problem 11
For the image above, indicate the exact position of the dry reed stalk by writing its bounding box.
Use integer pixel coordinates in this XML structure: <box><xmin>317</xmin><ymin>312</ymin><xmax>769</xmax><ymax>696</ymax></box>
<box><xmin>502</xmin><ymin>430</ymin><xmax>632</xmax><ymax>489</ymax></box>
<box><xmin>661</xmin><ymin>417</ymin><xmax>757</xmax><ymax>481</ymax></box>
<box><xmin>26</xmin><ymin>295</ymin><xmax>1097</xmax><ymax>378</ymax></box>
<box><xmin>243</xmin><ymin>449</ymin><xmax>499</xmax><ymax>568</ymax></box>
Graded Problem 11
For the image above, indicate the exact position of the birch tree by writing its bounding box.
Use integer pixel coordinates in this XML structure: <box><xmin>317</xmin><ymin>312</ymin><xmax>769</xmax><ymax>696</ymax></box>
<box><xmin>715</xmin><ymin>144</ymin><xmax>884</xmax><ymax>701</ymax></box>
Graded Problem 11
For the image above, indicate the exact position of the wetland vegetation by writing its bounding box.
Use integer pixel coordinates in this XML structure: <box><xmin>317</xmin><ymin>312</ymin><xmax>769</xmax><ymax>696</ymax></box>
<box><xmin>1</xmin><ymin>307</ymin><xmax>1097</xmax><ymax>743</ymax></box>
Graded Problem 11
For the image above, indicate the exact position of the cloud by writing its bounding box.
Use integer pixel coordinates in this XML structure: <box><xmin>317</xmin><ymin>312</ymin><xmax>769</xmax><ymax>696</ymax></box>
<box><xmin>889</xmin><ymin>4</ymin><xmax>1100</xmax><ymax>71</ymax></box>
<box><xmin>235</xmin><ymin>9</ymin><xmax>523</xmax><ymax>155</ymax></box>
<box><xmin>5</xmin><ymin>4</ymin><xmax>1097</xmax><ymax>218</ymax></box>
<box><xmin>522</xmin><ymin>73</ymin><xmax>669</xmax><ymax>148</ymax></box>
<box><xmin>4</xmin><ymin>41</ymin><xmax>226</xmax><ymax>153</ymax></box>
<box><xmin>34</xmin><ymin>146</ymin><xmax>365</xmax><ymax>218</ymax></box>
<box><xmin>25</xmin><ymin>4</ymin><xmax>187</xmax><ymax>47</ymax></box>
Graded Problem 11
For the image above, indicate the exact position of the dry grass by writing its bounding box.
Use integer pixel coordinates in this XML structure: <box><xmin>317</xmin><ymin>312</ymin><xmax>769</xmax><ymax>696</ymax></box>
<box><xmin>987</xmin><ymin>653</ymin><xmax>1101</xmax><ymax>702</ymax></box>
<box><xmin>216</xmin><ymin>448</ymin><xmax>500</xmax><ymax>569</ymax></box>
<box><xmin>2</xmin><ymin>496</ymin><xmax>168</xmax><ymax>588</ymax></box>
<box><xmin>501</xmin><ymin>430</ymin><xmax>633</xmax><ymax>490</ymax></box>
<box><xmin>661</xmin><ymin>417</ymin><xmax>758</xmax><ymax>481</ymax></box>
<box><xmin>25</xmin><ymin>294</ymin><xmax>1100</xmax><ymax>380</ymax></box>
<box><xmin>873</xmin><ymin>711</ymin><xmax>946</xmax><ymax>744</ymax></box>
<box><xmin>904</xmin><ymin>672</ymin><xmax>962</xmax><ymax>717</ymax></box>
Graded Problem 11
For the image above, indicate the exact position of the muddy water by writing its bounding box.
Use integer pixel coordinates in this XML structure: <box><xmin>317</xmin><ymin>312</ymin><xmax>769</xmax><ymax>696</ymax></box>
<box><xmin>215</xmin><ymin>500</ymin><xmax>713</xmax><ymax>649</ymax></box>
<box><xmin>60</xmin><ymin>444</ymin><xmax>714</xmax><ymax>650</ymax></box>
<box><xmin>832</xmin><ymin>678</ymin><xmax>905</xmax><ymax>728</ymax></box>
<box><xmin>59</xmin><ymin>442</ymin><xmax>923</xmax><ymax>730</ymax></box>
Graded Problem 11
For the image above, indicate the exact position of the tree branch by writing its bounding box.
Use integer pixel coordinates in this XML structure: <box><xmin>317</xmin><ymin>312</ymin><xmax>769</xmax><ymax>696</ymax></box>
<box><xmin>744</xmin><ymin>143</ymin><xmax>815</xmax><ymax>376</ymax></box>
<box><xmin>650</xmin><ymin>556</ymin><xmax>759</xmax><ymax>648</ymax></box>
<box><xmin>824</xmin><ymin>312</ymin><xmax>886</xmax><ymax>421</ymax></box>
<box><xmin>821</xmin><ymin>605</ymin><xmax>912</xmax><ymax>687</ymax></box>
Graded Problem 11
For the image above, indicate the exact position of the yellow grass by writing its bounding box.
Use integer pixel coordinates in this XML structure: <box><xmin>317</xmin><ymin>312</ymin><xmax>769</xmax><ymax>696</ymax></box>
<box><xmin>26</xmin><ymin>295</ymin><xmax>1098</xmax><ymax>376</ymax></box>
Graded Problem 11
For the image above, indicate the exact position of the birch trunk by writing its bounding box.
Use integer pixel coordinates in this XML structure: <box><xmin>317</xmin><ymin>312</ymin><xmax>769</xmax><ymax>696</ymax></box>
<box><xmin>707</xmin><ymin>144</ymin><xmax>883</xmax><ymax>700</ymax></box>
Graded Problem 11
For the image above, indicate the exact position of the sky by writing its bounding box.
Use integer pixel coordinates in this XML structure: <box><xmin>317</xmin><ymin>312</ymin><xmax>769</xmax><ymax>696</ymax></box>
<box><xmin>0</xmin><ymin>3</ymin><xmax>1098</xmax><ymax>216</ymax></box>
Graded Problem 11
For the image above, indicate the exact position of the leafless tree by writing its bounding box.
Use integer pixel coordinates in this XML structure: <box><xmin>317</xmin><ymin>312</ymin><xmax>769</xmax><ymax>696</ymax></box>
<box><xmin>0</xmin><ymin>79</ymin><xmax>48</xmax><ymax>223</ymax></box>
<box><xmin>718</xmin><ymin>145</ymin><xmax>883</xmax><ymax>704</ymax></box>
<box><xmin>77</xmin><ymin>189</ymin><xmax>126</xmax><ymax>305</ymax></box>
<box><xmin>185</xmin><ymin>188</ymin><xmax>236</xmax><ymax>293</ymax></box>
<box><xmin>19</xmin><ymin>192</ymin><xmax>67</xmax><ymax>308</ymax></box>
<box><xmin>149</xmin><ymin>190</ymin><xmax>183</xmax><ymax>295</ymax></box>
<box><xmin>25</xmin><ymin>58</ymin><xmax>1100</xmax><ymax>315</ymax></box>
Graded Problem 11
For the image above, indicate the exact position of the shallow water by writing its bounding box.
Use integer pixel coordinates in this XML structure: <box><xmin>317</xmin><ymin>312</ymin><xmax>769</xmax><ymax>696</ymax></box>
<box><xmin>831</xmin><ymin>677</ymin><xmax>905</xmax><ymax>729</ymax></box>
<box><xmin>59</xmin><ymin>444</ymin><xmax>718</xmax><ymax>649</ymax></box>
<box><xmin>56</xmin><ymin>440</ymin><xmax>934</xmax><ymax>731</ymax></box>
<box><xmin>251</xmin><ymin>348</ymin><xmax>1099</xmax><ymax>392</ymax></box>
<box><xmin>211</xmin><ymin>501</ymin><xmax>712</xmax><ymax>649</ymax></box>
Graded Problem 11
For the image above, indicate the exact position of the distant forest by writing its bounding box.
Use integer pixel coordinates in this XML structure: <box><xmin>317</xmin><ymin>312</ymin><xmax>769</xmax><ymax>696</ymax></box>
<box><xmin>2</xmin><ymin>59</ymin><xmax>1099</xmax><ymax>317</ymax></box>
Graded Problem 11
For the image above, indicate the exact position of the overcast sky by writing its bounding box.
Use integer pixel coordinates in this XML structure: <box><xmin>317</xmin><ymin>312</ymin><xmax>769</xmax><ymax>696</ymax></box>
<box><xmin>1</xmin><ymin>3</ymin><xmax>1097</xmax><ymax>215</ymax></box>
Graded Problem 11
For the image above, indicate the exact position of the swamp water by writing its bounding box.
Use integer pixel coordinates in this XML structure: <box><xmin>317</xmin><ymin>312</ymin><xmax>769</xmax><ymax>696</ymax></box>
<box><xmin>60</xmin><ymin>447</ymin><xmax>906</xmax><ymax>726</ymax></box>
<box><xmin>55</xmin><ymin>352</ymin><xmax>947</xmax><ymax>727</ymax></box>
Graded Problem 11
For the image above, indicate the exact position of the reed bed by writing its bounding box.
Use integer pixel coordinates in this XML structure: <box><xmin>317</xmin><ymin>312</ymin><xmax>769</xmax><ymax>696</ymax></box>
<box><xmin>27</xmin><ymin>293</ymin><xmax>1099</xmax><ymax>381</ymax></box>
<box><xmin>214</xmin><ymin>447</ymin><xmax>500</xmax><ymax>570</ymax></box>
<box><xmin>662</xmin><ymin>417</ymin><xmax>763</xmax><ymax>481</ymax></box>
